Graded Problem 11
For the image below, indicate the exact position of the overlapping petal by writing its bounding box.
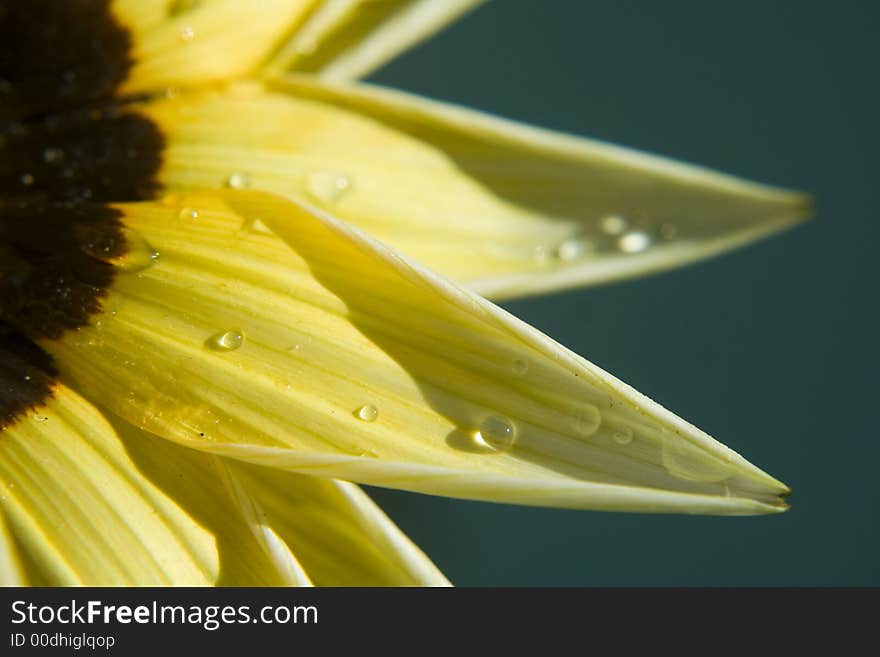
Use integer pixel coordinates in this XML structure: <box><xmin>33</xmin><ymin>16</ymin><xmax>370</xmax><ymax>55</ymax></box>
<box><xmin>142</xmin><ymin>77</ymin><xmax>809</xmax><ymax>300</ymax></box>
<box><xmin>112</xmin><ymin>0</ymin><xmax>315</xmax><ymax>95</ymax></box>
<box><xmin>261</xmin><ymin>0</ymin><xmax>485</xmax><ymax>80</ymax></box>
<box><xmin>0</xmin><ymin>383</ymin><xmax>445</xmax><ymax>585</ymax></box>
<box><xmin>39</xmin><ymin>190</ymin><xmax>788</xmax><ymax>515</ymax></box>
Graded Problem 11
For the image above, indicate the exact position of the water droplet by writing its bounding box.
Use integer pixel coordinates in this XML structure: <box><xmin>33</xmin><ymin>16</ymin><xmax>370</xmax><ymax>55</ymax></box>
<box><xmin>612</xmin><ymin>426</ymin><xmax>634</xmax><ymax>445</ymax></box>
<box><xmin>179</xmin><ymin>25</ymin><xmax>195</xmax><ymax>42</ymax></box>
<box><xmin>569</xmin><ymin>403</ymin><xmax>601</xmax><ymax>437</ymax></box>
<box><xmin>661</xmin><ymin>440</ymin><xmax>730</xmax><ymax>483</ymax></box>
<box><xmin>20</xmin><ymin>173</ymin><xmax>34</xmax><ymax>186</ymax></box>
<box><xmin>512</xmin><ymin>358</ymin><xmax>529</xmax><ymax>376</ymax></box>
<box><xmin>32</xmin><ymin>414</ymin><xmax>49</xmax><ymax>423</ymax></box>
<box><xmin>475</xmin><ymin>415</ymin><xmax>516</xmax><ymax>451</ymax></box>
<box><xmin>600</xmin><ymin>214</ymin><xmax>628</xmax><ymax>235</ymax></box>
<box><xmin>555</xmin><ymin>237</ymin><xmax>594</xmax><ymax>262</ymax></box>
<box><xmin>78</xmin><ymin>226</ymin><xmax>159</xmax><ymax>273</ymax></box>
<box><xmin>178</xmin><ymin>207</ymin><xmax>199</xmax><ymax>220</ymax></box>
<box><xmin>355</xmin><ymin>404</ymin><xmax>379</xmax><ymax>422</ymax></box>
<box><xmin>305</xmin><ymin>171</ymin><xmax>351</xmax><ymax>203</ymax></box>
<box><xmin>42</xmin><ymin>147</ymin><xmax>63</xmax><ymax>163</ymax></box>
<box><xmin>225</xmin><ymin>172</ymin><xmax>251</xmax><ymax>189</ymax></box>
<box><xmin>618</xmin><ymin>231</ymin><xmax>652</xmax><ymax>254</ymax></box>
<box><xmin>206</xmin><ymin>330</ymin><xmax>244</xmax><ymax>351</ymax></box>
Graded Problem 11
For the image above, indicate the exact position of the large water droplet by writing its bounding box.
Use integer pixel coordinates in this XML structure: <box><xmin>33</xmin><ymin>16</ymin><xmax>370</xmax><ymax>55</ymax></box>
<box><xmin>600</xmin><ymin>214</ymin><xmax>628</xmax><ymax>235</ymax></box>
<box><xmin>475</xmin><ymin>415</ymin><xmax>516</xmax><ymax>451</ymax></box>
<box><xmin>570</xmin><ymin>403</ymin><xmax>601</xmax><ymax>437</ymax></box>
<box><xmin>225</xmin><ymin>172</ymin><xmax>251</xmax><ymax>189</ymax></box>
<box><xmin>305</xmin><ymin>171</ymin><xmax>351</xmax><ymax>204</ymax></box>
<box><xmin>618</xmin><ymin>231</ymin><xmax>652</xmax><ymax>254</ymax></box>
<box><xmin>206</xmin><ymin>330</ymin><xmax>244</xmax><ymax>351</ymax></box>
<box><xmin>179</xmin><ymin>25</ymin><xmax>195</xmax><ymax>42</ymax></box>
<box><xmin>355</xmin><ymin>404</ymin><xmax>379</xmax><ymax>422</ymax></box>
<box><xmin>661</xmin><ymin>440</ymin><xmax>730</xmax><ymax>483</ymax></box>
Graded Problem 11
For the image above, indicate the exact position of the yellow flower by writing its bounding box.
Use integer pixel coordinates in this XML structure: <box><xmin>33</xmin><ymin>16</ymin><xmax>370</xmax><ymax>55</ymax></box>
<box><xmin>0</xmin><ymin>1</ymin><xmax>808</xmax><ymax>586</ymax></box>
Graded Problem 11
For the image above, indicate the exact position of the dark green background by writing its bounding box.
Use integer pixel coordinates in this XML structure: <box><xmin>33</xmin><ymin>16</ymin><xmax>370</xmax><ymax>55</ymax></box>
<box><xmin>364</xmin><ymin>0</ymin><xmax>878</xmax><ymax>585</ymax></box>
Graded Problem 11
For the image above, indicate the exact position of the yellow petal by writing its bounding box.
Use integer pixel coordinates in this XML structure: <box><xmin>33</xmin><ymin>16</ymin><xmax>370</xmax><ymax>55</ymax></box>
<box><xmin>221</xmin><ymin>461</ymin><xmax>450</xmax><ymax>586</ymax></box>
<box><xmin>0</xmin><ymin>508</ymin><xmax>27</xmax><ymax>586</ymax></box>
<box><xmin>144</xmin><ymin>78</ymin><xmax>810</xmax><ymax>300</ymax></box>
<box><xmin>113</xmin><ymin>419</ymin><xmax>447</xmax><ymax>586</ymax></box>
<box><xmin>112</xmin><ymin>0</ymin><xmax>315</xmax><ymax>95</ymax></box>
<box><xmin>42</xmin><ymin>190</ymin><xmax>789</xmax><ymax>515</ymax></box>
<box><xmin>261</xmin><ymin>0</ymin><xmax>484</xmax><ymax>80</ymax></box>
<box><xmin>0</xmin><ymin>384</ymin><xmax>299</xmax><ymax>585</ymax></box>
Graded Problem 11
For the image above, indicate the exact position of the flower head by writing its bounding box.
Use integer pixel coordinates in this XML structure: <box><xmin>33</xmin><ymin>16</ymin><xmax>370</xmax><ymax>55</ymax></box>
<box><xmin>0</xmin><ymin>0</ymin><xmax>807</xmax><ymax>585</ymax></box>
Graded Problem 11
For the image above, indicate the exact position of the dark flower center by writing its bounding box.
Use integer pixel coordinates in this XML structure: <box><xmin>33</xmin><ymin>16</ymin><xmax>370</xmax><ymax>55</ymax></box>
<box><xmin>0</xmin><ymin>0</ymin><xmax>165</xmax><ymax>427</ymax></box>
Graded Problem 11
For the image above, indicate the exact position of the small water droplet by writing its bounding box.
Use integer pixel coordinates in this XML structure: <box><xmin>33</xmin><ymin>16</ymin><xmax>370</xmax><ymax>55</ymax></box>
<box><xmin>570</xmin><ymin>403</ymin><xmax>601</xmax><ymax>437</ymax></box>
<box><xmin>612</xmin><ymin>426</ymin><xmax>634</xmax><ymax>445</ymax></box>
<box><xmin>20</xmin><ymin>173</ymin><xmax>34</xmax><ymax>186</ymax></box>
<box><xmin>475</xmin><ymin>415</ymin><xmax>516</xmax><ymax>451</ymax></box>
<box><xmin>179</xmin><ymin>25</ymin><xmax>195</xmax><ymax>42</ymax></box>
<box><xmin>206</xmin><ymin>330</ymin><xmax>244</xmax><ymax>351</ymax></box>
<box><xmin>42</xmin><ymin>147</ymin><xmax>63</xmax><ymax>163</ymax></box>
<box><xmin>600</xmin><ymin>214</ymin><xmax>628</xmax><ymax>235</ymax></box>
<box><xmin>178</xmin><ymin>207</ymin><xmax>199</xmax><ymax>220</ymax></box>
<box><xmin>555</xmin><ymin>237</ymin><xmax>594</xmax><ymax>262</ymax></box>
<box><xmin>618</xmin><ymin>231</ymin><xmax>652</xmax><ymax>254</ymax></box>
<box><xmin>32</xmin><ymin>414</ymin><xmax>49</xmax><ymax>423</ymax></box>
<box><xmin>512</xmin><ymin>358</ymin><xmax>529</xmax><ymax>376</ymax></box>
<box><xmin>225</xmin><ymin>172</ymin><xmax>251</xmax><ymax>189</ymax></box>
<box><xmin>305</xmin><ymin>171</ymin><xmax>351</xmax><ymax>203</ymax></box>
<box><xmin>355</xmin><ymin>404</ymin><xmax>379</xmax><ymax>422</ymax></box>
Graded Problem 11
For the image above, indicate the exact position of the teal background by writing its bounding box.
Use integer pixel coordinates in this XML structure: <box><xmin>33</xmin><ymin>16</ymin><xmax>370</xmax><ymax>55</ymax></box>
<box><xmin>364</xmin><ymin>0</ymin><xmax>878</xmax><ymax>585</ymax></box>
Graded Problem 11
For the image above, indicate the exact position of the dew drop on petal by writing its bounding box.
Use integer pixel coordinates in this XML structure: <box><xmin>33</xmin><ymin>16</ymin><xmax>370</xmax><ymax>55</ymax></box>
<box><xmin>612</xmin><ymin>426</ymin><xmax>634</xmax><ymax>445</ymax></box>
<box><xmin>305</xmin><ymin>171</ymin><xmax>351</xmax><ymax>204</ymax></box>
<box><xmin>32</xmin><ymin>414</ymin><xmax>49</xmax><ymax>423</ymax></box>
<box><xmin>179</xmin><ymin>25</ymin><xmax>195</xmax><ymax>42</ymax></box>
<box><xmin>475</xmin><ymin>415</ymin><xmax>516</xmax><ymax>451</ymax></box>
<box><xmin>206</xmin><ymin>330</ymin><xmax>244</xmax><ymax>351</ymax></box>
<box><xmin>618</xmin><ymin>231</ymin><xmax>652</xmax><ymax>254</ymax></box>
<box><xmin>600</xmin><ymin>214</ymin><xmax>628</xmax><ymax>235</ymax></box>
<box><xmin>554</xmin><ymin>237</ymin><xmax>594</xmax><ymax>262</ymax></box>
<box><xmin>79</xmin><ymin>226</ymin><xmax>159</xmax><ymax>273</ymax></box>
<box><xmin>225</xmin><ymin>172</ymin><xmax>251</xmax><ymax>189</ymax></box>
<box><xmin>178</xmin><ymin>207</ymin><xmax>199</xmax><ymax>220</ymax></box>
<box><xmin>355</xmin><ymin>404</ymin><xmax>379</xmax><ymax>422</ymax></box>
<box><xmin>569</xmin><ymin>403</ymin><xmax>601</xmax><ymax>437</ymax></box>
